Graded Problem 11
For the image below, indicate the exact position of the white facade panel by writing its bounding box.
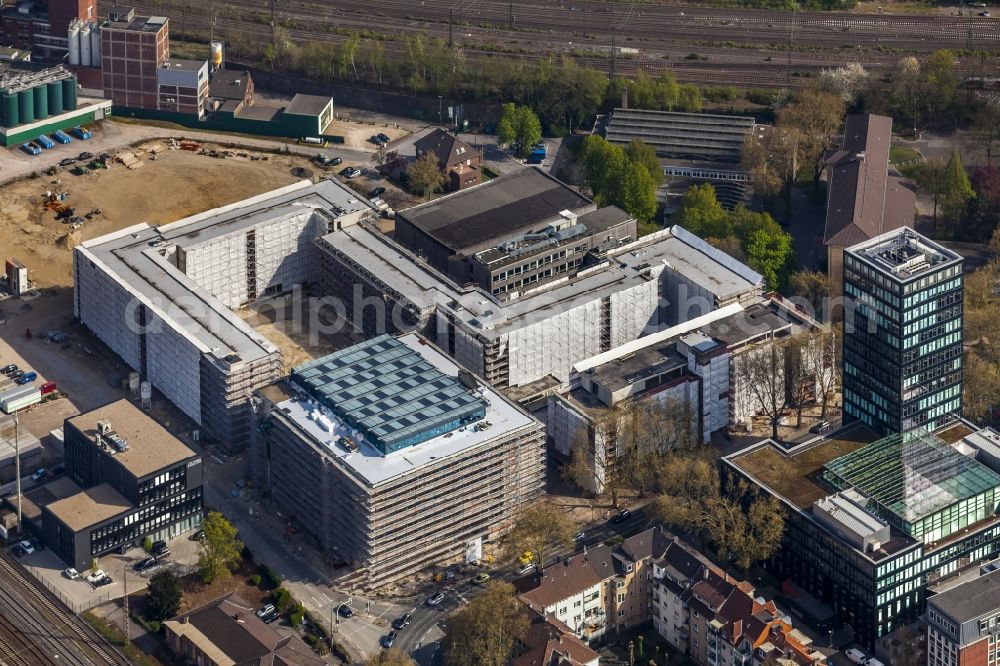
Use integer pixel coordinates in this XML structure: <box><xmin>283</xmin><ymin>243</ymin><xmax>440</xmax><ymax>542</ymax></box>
<box><xmin>183</xmin><ymin>234</ymin><xmax>248</xmax><ymax>309</ymax></box>
<box><xmin>507</xmin><ymin>298</ymin><xmax>604</xmax><ymax>386</ymax></box>
<box><xmin>253</xmin><ymin>212</ymin><xmax>325</xmax><ymax>297</ymax></box>
<box><xmin>145</xmin><ymin>308</ymin><xmax>202</xmax><ymax>423</ymax></box>
<box><xmin>609</xmin><ymin>278</ymin><xmax>661</xmax><ymax>345</ymax></box>
<box><xmin>74</xmin><ymin>250</ymin><xmax>142</xmax><ymax>369</ymax></box>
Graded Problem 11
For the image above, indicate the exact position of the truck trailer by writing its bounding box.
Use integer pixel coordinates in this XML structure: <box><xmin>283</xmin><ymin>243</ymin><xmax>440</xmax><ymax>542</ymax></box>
<box><xmin>0</xmin><ymin>385</ymin><xmax>41</xmax><ymax>413</ymax></box>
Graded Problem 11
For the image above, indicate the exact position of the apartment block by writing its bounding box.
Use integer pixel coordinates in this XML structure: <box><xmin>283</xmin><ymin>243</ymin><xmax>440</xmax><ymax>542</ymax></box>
<box><xmin>251</xmin><ymin>333</ymin><xmax>546</xmax><ymax>589</ymax></box>
<box><xmin>724</xmin><ymin>422</ymin><xmax>1000</xmax><ymax>649</ymax></box>
<box><xmin>73</xmin><ymin>179</ymin><xmax>375</xmax><ymax>447</ymax></box>
<box><xmin>843</xmin><ymin>228</ymin><xmax>964</xmax><ymax>436</ymax></box>
<box><xmin>926</xmin><ymin>569</ymin><xmax>1000</xmax><ymax>666</ymax></box>
<box><xmin>42</xmin><ymin>399</ymin><xmax>203</xmax><ymax>572</ymax></box>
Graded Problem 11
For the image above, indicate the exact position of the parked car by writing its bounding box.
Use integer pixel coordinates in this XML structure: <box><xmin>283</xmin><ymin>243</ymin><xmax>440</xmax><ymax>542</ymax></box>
<box><xmin>191</xmin><ymin>529</ymin><xmax>205</xmax><ymax>541</ymax></box>
<box><xmin>370</xmin><ymin>134</ymin><xmax>387</xmax><ymax>146</ymax></box>
<box><xmin>338</xmin><ymin>605</ymin><xmax>354</xmax><ymax>618</ymax></box>
<box><xmin>62</xmin><ymin>567</ymin><xmax>79</xmax><ymax>580</ymax></box>
<box><xmin>1</xmin><ymin>364</ymin><xmax>17</xmax><ymax>375</ymax></box>
<box><xmin>369</xmin><ymin>186</ymin><xmax>386</xmax><ymax>198</ymax></box>
<box><xmin>19</xmin><ymin>540</ymin><xmax>34</xmax><ymax>555</ymax></box>
<box><xmin>32</xmin><ymin>468</ymin><xmax>48</xmax><ymax>482</ymax></box>
<box><xmin>316</xmin><ymin>154</ymin><xmax>343</xmax><ymax>167</ymax></box>
<box><xmin>256</xmin><ymin>604</ymin><xmax>276</xmax><ymax>619</ymax></box>
<box><xmin>86</xmin><ymin>570</ymin><xmax>107</xmax><ymax>585</ymax></box>
<box><xmin>810</xmin><ymin>420</ymin><xmax>832</xmax><ymax>434</ymax></box>
<box><xmin>426</xmin><ymin>592</ymin><xmax>445</xmax><ymax>606</ymax></box>
<box><xmin>153</xmin><ymin>547</ymin><xmax>171</xmax><ymax>560</ymax></box>
<box><xmin>518</xmin><ymin>563</ymin><xmax>537</xmax><ymax>575</ymax></box>
<box><xmin>78</xmin><ymin>151</ymin><xmax>93</xmax><ymax>160</ymax></box>
<box><xmin>574</xmin><ymin>531</ymin><xmax>585</xmax><ymax>542</ymax></box>
<box><xmin>473</xmin><ymin>572</ymin><xmax>490</xmax><ymax>584</ymax></box>
<box><xmin>377</xmin><ymin>133</ymin><xmax>391</xmax><ymax>144</ymax></box>
<box><xmin>845</xmin><ymin>648</ymin><xmax>868</xmax><ymax>665</ymax></box>
<box><xmin>94</xmin><ymin>576</ymin><xmax>113</xmax><ymax>588</ymax></box>
<box><xmin>261</xmin><ymin>608</ymin><xmax>279</xmax><ymax>624</ymax></box>
<box><xmin>339</xmin><ymin>166</ymin><xmax>362</xmax><ymax>179</ymax></box>
<box><xmin>150</xmin><ymin>539</ymin><xmax>168</xmax><ymax>554</ymax></box>
<box><xmin>15</xmin><ymin>371</ymin><xmax>37</xmax><ymax>384</ymax></box>
<box><xmin>392</xmin><ymin>613</ymin><xmax>411</xmax><ymax>630</ymax></box>
<box><xmin>134</xmin><ymin>557</ymin><xmax>157</xmax><ymax>572</ymax></box>
<box><xmin>613</xmin><ymin>508</ymin><xmax>631</xmax><ymax>523</ymax></box>
<box><xmin>381</xmin><ymin>631</ymin><xmax>397</xmax><ymax>648</ymax></box>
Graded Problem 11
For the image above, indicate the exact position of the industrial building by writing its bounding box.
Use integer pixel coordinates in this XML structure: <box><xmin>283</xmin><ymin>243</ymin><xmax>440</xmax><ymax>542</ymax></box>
<box><xmin>604</xmin><ymin>109</ymin><xmax>756</xmax><ymax>161</ymax></box>
<box><xmin>0</xmin><ymin>62</ymin><xmax>110</xmax><ymax>146</ymax></box>
<box><xmin>393</xmin><ymin>168</ymin><xmax>637</xmax><ymax>293</ymax></box>
<box><xmin>925</xmin><ymin>568</ymin><xmax>1000</xmax><ymax>666</ymax></box>
<box><xmin>824</xmin><ymin>114</ymin><xmax>916</xmax><ymax>292</ymax></box>
<box><xmin>251</xmin><ymin>333</ymin><xmax>546</xmax><ymax>589</ymax></box>
<box><xmin>723</xmin><ymin>422</ymin><xmax>1000</xmax><ymax>649</ymax></box>
<box><xmin>73</xmin><ymin>179</ymin><xmax>377</xmax><ymax>448</ymax></box>
<box><xmin>549</xmin><ymin>297</ymin><xmax>821</xmax><ymax>493</ymax></box>
<box><xmin>156</xmin><ymin>58</ymin><xmax>208</xmax><ymax>117</ymax></box>
<box><xmin>42</xmin><ymin>399</ymin><xmax>203</xmax><ymax>572</ymax></box>
<box><xmin>100</xmin><ymin>8</ymin><xmax>168</xmax><ymax>110</ymax></box>
<box><xmin>0</xmin><ymin>0</ymin><xmax>96</xmax><ymax>61</ymax></box>
<box><xmin>842</xmin><ymin>228</ymin><xmax>963</xmax><ymax>436</ymax></box>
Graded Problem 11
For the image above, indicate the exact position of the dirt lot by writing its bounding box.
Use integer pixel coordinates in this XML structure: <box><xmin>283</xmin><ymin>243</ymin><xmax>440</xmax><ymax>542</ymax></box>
<box><xmin>0</xmin><ymin>141</ymin><xmax>323</xmax><ymax>289</ymax></box>
<box><xmin>326</xmin><ymin>117</ymin><xmax>409</xmax><ymax>149</ymax></box>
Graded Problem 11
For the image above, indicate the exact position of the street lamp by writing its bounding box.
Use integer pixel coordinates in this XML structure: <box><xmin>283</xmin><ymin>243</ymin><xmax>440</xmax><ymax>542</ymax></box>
<box><xmin>332</xmin><ymin>599</ymin><xmax>352</xmax><ymax>634</ymax></box>
<box><xmin>438</xmin><ymin>96</ymin><xmax>443</xmax><ymax>126</ymax></box>
<box><xmin>13</xmin><ymin>409</ymin><xmax>22</xmax><ymax>535</ymax></box>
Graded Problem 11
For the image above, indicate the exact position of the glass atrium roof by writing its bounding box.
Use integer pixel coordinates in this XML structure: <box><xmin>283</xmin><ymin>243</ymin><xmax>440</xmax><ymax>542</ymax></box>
<box><xmin>292</xmin><ymin>335</ymin><xmax>487</xmax><ymax>454</ymax></box>
<box><xmin>823</xmin><ymin>428</ymin><xmax>1000</xmax><ymax>524</ymax></box>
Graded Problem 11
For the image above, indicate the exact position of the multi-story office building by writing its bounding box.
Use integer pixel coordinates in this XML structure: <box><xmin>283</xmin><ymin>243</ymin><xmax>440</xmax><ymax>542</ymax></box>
<box><xmin>842</xmin><ymin>228</ymin><xmax>964</xmax><ymax>437</ymax></box>
<box><xmin>251</xmin><ymin>333</ymin><xmax>546</xmax><ymax>589</ymax></box>
<box><xmin>724</xmin><ymin>422</ymin><xmax>1000</xmax><ymax>649</ymax></box>
<box><xmin>926</xmin><ymin>569</ymin><xmax>1000</xmax><ymax>666</ymax></box>
<box><xmin>100</xmin><ymin>9</ymin><xmax>169</xmax><ymax>109</ymax></box>
<box><xmin>42</xmin><ymin>399</ymin><xmax>203</xmax><ymax>571</ymax></box>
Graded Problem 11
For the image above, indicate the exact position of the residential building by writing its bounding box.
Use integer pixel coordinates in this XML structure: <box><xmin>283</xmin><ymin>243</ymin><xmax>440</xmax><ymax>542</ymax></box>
<box><xmin>207</xmin><ymin>68</ymin><xmax>253</xmax><ymax>113</ymax></box>
<box><xmin>723</xmin><ymin>421</ymin><xmax>1000</xmax><ymax>649</ymax></box>
<box><xmin>41</xmin><ymin>399</ymin><xmax>203</xmax><ymax>572</ymax></box>
<box><xmin>926</xmin><ymin>569</ymin><xmax>1000</xmax><ymax>666</ymax></box>
<box><xmin>549</xmin><ymin>297</ymin><xmax>821</xmax><ymax>493</ymax></box>
<box><xmin>513</xmin><ymin>607</ymin><xmax>601</xmax><ymax>666</ymax></box>
<box><xmin>824</xmin><ymin>114</ymin><xmax>916</xmax><ymax>292</ymax></box>
<box><xmin>316</xmin><ymin>213</ymin><xmax>762</xmax><ymax>391</ymax></box>
<box><xmin>842</xmin><ymin>228</ymin><xmax>963</xmax><ymax>436</ymax></box>
<box><xmin>393</xmin><ymin>167</ymin><xmax>636</xmax><ymax>292</ymax></box>
<box><xmin>251</xmin><ymin>333</ymin><xmax>546</xmax><ymax>589</ymax></box>
<box><xmin>156</xmin><ymin>58</ymin><xmax>208</xmax><ymax>117</ymax></box>
<box><xmin>414</xmin><ymin>127</ymin><xmax>482</xmax><ymax>191</ymax></box>
<box><xmin>74</xmin><ymin>179</ymin><xmax>376</xmax><ymax>448</ymax></box>
<box><xmin>100</xmin><ymin>11</ymin><xmax>169</xmax><ymax>110</ymax></box>
<box><xmin>164</xmin><ymin>592</ymin><xmax>323</xmax><ymax>666</ymax></box>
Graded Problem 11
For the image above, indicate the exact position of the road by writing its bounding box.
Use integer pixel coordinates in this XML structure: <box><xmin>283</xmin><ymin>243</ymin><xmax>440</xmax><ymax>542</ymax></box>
<box><xmin>0</xmin><ymin>554</ymin><xmax>129</xmax><ymax>666</ymax></box>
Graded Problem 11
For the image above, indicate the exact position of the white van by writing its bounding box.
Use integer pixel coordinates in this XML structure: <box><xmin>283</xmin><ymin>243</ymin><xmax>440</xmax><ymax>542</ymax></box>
<box><xmin>845</xmin><ymin>648</ymin><xmax>868</xmax><ymax>664</ymax></box>
<box><xmin>867</xmin><ymin>659</ymin><xmax>885</xmax><ymax>666</ymax></box>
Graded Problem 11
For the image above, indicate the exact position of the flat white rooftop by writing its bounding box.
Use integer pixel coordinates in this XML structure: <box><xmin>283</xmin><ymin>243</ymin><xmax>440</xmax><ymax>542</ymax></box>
<box><xmin>276</xmin><ymin>333</ymin><xmax>536</xmax><ymax>487</ymax></box>
<box><xmin>320</xmin><ymin>224</ymin><xmax>762</xmax><ymax>341</ymax></box>
<box><xmin>78</xmin><ymin>178</ymin><xmax>376</xmax><ymax>365</ymax></box>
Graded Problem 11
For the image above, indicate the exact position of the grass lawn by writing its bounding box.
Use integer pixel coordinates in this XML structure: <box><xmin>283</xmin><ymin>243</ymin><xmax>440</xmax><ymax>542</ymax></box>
<box><xmin>889</xmin><ymin>146</ymin><xmax>923</xmax><ymax>164</ymax></box>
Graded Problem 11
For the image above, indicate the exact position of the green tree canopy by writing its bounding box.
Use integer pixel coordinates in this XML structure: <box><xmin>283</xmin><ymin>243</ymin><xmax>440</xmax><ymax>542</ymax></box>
<box><xmin>198</xmin><ymin>512</ymin><xmax>244</xmax><ymax>584</ymax></box>
<box><xmin>578</xmin><ymin>135</ymin><xmax>661</xmax><ymax>225</ymax></box>
<box><xmin>442</xmin><ymin>581</ymin><xmax>529</xmax><ymax>666</ymax></box>
<box><xmin>745</xmin><ymin>228</ymin><xmax>795</xmax><ymax>292</ymax></box>
<box><xmin>675</xmin><ymin>184</ymin><xmax>730</xmax><ymax>239</ymax></box>
<box><xmin>497</xmin><ymin>103</ymin><xmax>542</xmax><ymax>157</ymax></box>
<box><xmin>407</xmin><ymin>152</ymin><xmax>447</xmax><ymax>201</ymax></box>
<box><xmin>145</xmin><ymin>570</ymin><xmax>182</xmax><ymax>621</ymax></box>
<box><xmin>942</xmin><ymin>150</ymin><xmax>975</xmax><ymax>233</ymax></box>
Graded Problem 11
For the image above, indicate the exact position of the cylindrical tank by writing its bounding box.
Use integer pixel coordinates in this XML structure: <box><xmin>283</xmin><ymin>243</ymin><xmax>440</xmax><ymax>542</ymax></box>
<box><xmin>128</xmin><ymin>372</ymin><xmax>140</xmax><ymax>393</ymax></box>
<box><xmin>33</xmin><ymin>84</ymin><xmax>47</xmax><ymax>119</ymax></box>
<box><xmin>47</xmin><ymin>80</ymin><xmax>62</xmax><ymax>114</ymax></box>
<box><xmin>18</xmin><ymin>89</ymin><xmax>34</xmax><ymax>125</ymax></box>
<box><xmin>1</xmin><ymin>92</ymin><xmax>18</xmax><ymax>127</ymax></box>
<box><xmin>62</xmin><ymin>78</ymin><xmax>77</xmax><ymax>111</ymax></box>
<box><xmin>210</xmin><ymin>41</ymin><xmax>224</xmax><ymax>70</ymax></box>
<box><xmin>89</xmin><ymin>22</ymin><xmax>101</xmax><ymax>67</ymax></box>
<box><xmin>140</xmin><ymin>381</ymin><xmax>152</xmax><ymax>401</ymax></box>
<box><xmin>67</xmin><ymin>19</ymin><xmax>81</xmax><ymax>67</ymax></box>
<box><xmin>78</xmin><ymin>22</ymin><xmax>91</xmax><ymax>70</ymax></box>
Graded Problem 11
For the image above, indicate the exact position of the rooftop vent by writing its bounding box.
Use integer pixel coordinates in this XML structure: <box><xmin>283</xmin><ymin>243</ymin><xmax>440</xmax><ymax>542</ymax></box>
<box><xmin>97</xmin><ymin>420</ymin><xmax>113</xmax><ymax>435</ymax></box>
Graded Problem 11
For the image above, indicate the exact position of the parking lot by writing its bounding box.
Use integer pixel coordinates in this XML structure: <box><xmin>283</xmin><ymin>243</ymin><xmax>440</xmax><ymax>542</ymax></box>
<box><xmin>7</xmin><ymin>530</ymin><xmax>200</xmax><ymax>613</ymax></box>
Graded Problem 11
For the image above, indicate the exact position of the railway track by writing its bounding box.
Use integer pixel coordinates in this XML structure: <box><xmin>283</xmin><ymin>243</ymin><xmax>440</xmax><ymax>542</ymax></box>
<box><xmin>0</xmin><ymin>556</ymin><xmax>128</xmax><ymax>666</ymax></box>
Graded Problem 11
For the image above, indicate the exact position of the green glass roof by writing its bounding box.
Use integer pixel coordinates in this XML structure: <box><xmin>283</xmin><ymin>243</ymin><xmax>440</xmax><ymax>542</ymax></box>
<box><xmin>823</xmin><ymin>428</ymin><xmax>1000</xmax><ymax>524</ymax></box>
<box><xmin>291</xmin><ymin>335</ymin><xmax>487</xmax><ymax>454</ymax></box>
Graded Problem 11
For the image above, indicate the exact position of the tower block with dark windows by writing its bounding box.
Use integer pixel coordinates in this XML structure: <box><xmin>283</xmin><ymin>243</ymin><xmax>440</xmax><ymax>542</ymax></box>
<box><xmin>842</xmin><ymin>229</ymin><xmax>964</xmax><ymax>437</ymax></box>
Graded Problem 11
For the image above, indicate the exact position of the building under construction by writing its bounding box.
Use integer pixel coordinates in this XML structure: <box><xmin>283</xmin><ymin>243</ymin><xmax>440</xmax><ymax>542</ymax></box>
<box><xmin>0</xmin><ymin>62</ymin><xmax>110</xmax><ymax>145</ymax></box>
<box><xmin>252</xmin><ymin>333</ymin><xmax>545</xmax><ymax>589</ymax></box>
<box><xmin>74</xmin><ymin>179</ymin><xmax>377</xmax><ymax>448</ymax></box>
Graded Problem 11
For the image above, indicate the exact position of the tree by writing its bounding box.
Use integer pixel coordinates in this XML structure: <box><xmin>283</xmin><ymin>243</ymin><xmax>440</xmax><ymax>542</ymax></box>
<box><xmin>893</xmin><ymin>56</ymin><xmax>922</xmax><ymax>133</ymax></box>
<box><xmin>744</xmin><ymin>228</ymin><xmax>794</xmax><ymax>291</ymax></box>
<box><xmin>624</xmin><ymin>139</ymin><xmax>664</xmax><ymax>189</ymax></box>
<box><xmin>674</xmin><ymin>183</ymin><xmax>729</xmax><ymax>239</ymax></box>
<box><xmin>145</xmin><ymin>570</ymin><xmax>182</xmax><ymax>621</ymax></box>
<box><xmin>783</xmin><ymin>334</ymin><xmax>812</xmax><ymax>428</ymax></box>
<box><xmin>805</xmin><ymin>325</ymin><xmax>841</xmax><ymax>418</ymax></box>
<box><xmin>503</xmin><ymin>502</ymin><xmax>575</xmax><ymax>568</ymax></box>
<box><xmin>618</xmin><ymin>159</ymin><xmax>659</xmax><ymax>225</ymax></box>
<box><xmin>734</xmin><ymin>341</ymin><xmax>786</xmax><ymax>440</ymax></box>
<box><xmin>442</xmin><ymin>581</ymin><xmax>528</xmax><ymax>666</ymax></box>
<box><xmin>914</xmin><ymin>157</ymin><xmax>947</xmax><ymax>229</ymax></box>
<box><xmin>777</xmin><ymin>88</ymin><xmax>846</xmax><ymax>188</ymax></box>
<box><xmin>942</xmin><ymin>150</ymin><xmax>975</xmax><ymax>235</ymax></box>
<box><xmin>972</xmin><ymin>103</ymin><xmax>1000</xmax><ymax>167</ymax></box>
<box><xmin>819</xmin><ymin>62</ymin><xmax>869</xmax><ymax>104</ymax></box>
<box><xmin>365</xmin><ymin>649</ymin><xmax>417</xmax><ymax>666</ymax></box>
<box><xmin>741</xmin><ymin>132</ymin><xmax>786</xmax><ymax>202</ymax></box>
<box><xmin>963</xmin><ymin>351</ymin><xmax>1000</xmax><ymax>422</ymax></box>
<box><xmin>407</xmin><ymin>152</ymin><xmax>446</xmax><ymax>201</ymax></box>
<box><xmin>564</xmin><ymin>417</ymin><xmax>625</xmax><ymax>505</ymax></box>
<box><xmin>923</xmin><ymin>50</ymin><xmax>959</xmax><ymax>123</ymax></box>
<box><xmin>788</xmin><ymin>270</ymin><xmax>834</xmax><ymax>320</ymax></box>
<box><xmin>198</xmin><ymin>511</ymin><xmax>244</xmax><ymax>584</ymax></box>
<box><xmin>497</xmin><ymin>103</ymin><xmax>542</xmax><ymax>158</ymax></box>
<box><xmin>577</xmin><ymin>135</ymin><xmax>660</xmax><ymax>223</ymax></box>
<box><xmin>730</xmin><ymin>494</ymin><xmax>786</xmax><ymax>574</ymax></box>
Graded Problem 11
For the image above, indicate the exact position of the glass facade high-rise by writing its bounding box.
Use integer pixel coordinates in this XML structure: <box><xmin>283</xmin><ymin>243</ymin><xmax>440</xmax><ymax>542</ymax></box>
<box><xmin>842</xmin><ymin>229</ymin><xmax>964</xmax><ymax>437</ymax></box>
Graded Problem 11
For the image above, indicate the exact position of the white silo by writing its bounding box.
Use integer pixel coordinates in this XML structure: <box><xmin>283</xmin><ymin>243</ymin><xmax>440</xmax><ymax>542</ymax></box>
<box><xmin>89</xmin><ymin>21</ymin><xmax>102</xmax><ymax>67</ymax></box>
<box><xmin>78</xmin><ymin>21</ymin><xmax>92</xmax><ymax>69</ymax></box>
<box><xmin>140</xmin><ymin>381</ymin><xmax>152</xmax><ymax>409</ymax></box>
<box><xmin>67</xmin><ymin>19</ymin><xmax>81</xmax><ymax>66</ymax></box>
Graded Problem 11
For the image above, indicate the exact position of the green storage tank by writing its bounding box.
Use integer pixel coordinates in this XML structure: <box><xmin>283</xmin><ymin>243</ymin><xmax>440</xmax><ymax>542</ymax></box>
<box><xmin>62</xmin><ymin>78</ymin><xmax>77</xmax><ymax>111</ymax></box>
<box><xmin>47</xmin><ymin>81</ymin><xmax>62</xmax><ymax>115</ymax></box>
<box><xmin>18</xmin><ymin>89</ymin><xmax>34</xmax><ymax>124</ymax></box>
<box><xmin>1</xmin><ymin>92</ymin><xmax>18</xmax><ymax>127</ymax></box>
<box><xmin>33</xmin><ymin>84</ymin><xmax>48</xmax><ymax>119</ymax></box>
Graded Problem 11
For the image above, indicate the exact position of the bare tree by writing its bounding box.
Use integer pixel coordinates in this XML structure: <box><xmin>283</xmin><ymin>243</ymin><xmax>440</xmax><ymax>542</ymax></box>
<box><xmin>734</xmin><ymin>342</ymin><xmax>786</xmax><ymax>440</ymax></box>
<box><xmin>805</xmin><ymin>325</ymin><xmax>841</xmax><ymax>419</ymax></box>
<box><xmin>783</xmin><ymin>333</ymin><xmax>815</xmax><ymax>428</ymax></box>
<box><xmin>563</xmin><ymin>416</ymin><xmax>623</xmax><ymax>506</ymax></box>
<box><xmin>502</xmin><ymin>501</ymin><xmax>575</xmax><ymax>569</ymax></box>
